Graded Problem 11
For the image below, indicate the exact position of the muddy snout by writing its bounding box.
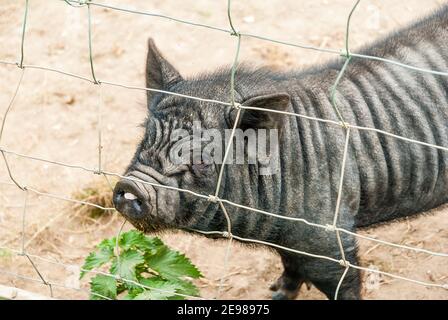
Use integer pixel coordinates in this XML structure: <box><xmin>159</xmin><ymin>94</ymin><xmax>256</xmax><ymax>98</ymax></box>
<box><xmin>113</xmin><ymin>170</ymin><xmax>180</xmax><ymax>225</ymax></box>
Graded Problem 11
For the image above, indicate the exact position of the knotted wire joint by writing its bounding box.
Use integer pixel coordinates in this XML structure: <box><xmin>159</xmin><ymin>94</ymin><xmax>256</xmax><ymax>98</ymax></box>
<box><xmin>339</xmin><ymin>259</ymin><xmax>351</xmax><ymax>268</ymax></box>
<box><xmin>340</xmin><ymin>120</ymin><xmax>350</xmax><ymax>130</ymax></box>
<box><xmin>340</xmin><ymin>48</ymin><xmax>351</xmax><ymax>59</ymax></box>
<box><xmin>222</xmin><ymin>231</ymin><xmax>232</xmax><ymax>239</ymax></box>
<box><xmin>208</xmin><ymin>195</ymin><xmax>219</xmax><ymax>203</ymax></box>
<box><xmin>232</xmin><ymin>102</ymin><xmax>242</xmax><ymax>110</ymax></box>
<box><xmin>13</xmin><ymin>182</ymin><xmax>27</xmax><ymax>192</ymax></box>
<box><xmin>230</xmin><ymin>29</ymin><xmax>241</xmax><ymax>37</ymax></box>
<box><xmin>63</xmin><ymin>0</ymin><xmax>90</xmax><ymax>7</ymax></box>
<box><xmin>76</xmin><ymin>0</ymin><xmax>91</xmax><ymax>6</ymax></box>
<box><xmin>325</xmin><ymin>224</ymin><xmax>336</xmax><ymax>232</ymax></box>
<box><xmin>15</xmin><ymin>62</ymin><xmax>25</xmax><ymax>69</ymax></box>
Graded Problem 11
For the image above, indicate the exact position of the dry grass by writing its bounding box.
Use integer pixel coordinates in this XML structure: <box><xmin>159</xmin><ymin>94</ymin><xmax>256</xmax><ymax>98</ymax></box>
<box><xmin>71</xmin><ymin>177</ymin><xmax>118</xmax><ymax>219</ymax></box>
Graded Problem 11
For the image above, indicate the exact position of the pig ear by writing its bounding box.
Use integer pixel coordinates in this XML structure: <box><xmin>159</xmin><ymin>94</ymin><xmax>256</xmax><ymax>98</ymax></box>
<box><xmin>146</xmin><ymin>38</ymin><xmax>183</xmax><ymax>91</ymax></box>
<box><xmin>237</xmin><ymin>93</ymin><xmax>290</xmax><ymax>130</ymax></box>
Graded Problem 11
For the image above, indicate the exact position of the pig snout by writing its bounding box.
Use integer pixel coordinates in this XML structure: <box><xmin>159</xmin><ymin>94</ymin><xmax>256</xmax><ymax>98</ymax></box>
<box><xmin>113</xmin><ymin>168</ymin><xmax>180</xmax><ymax>227</ymax></box>
<box><xmin>113</xmin><ymin>173</ymin><xmax>155</xmax><ymax>220</ymax></box>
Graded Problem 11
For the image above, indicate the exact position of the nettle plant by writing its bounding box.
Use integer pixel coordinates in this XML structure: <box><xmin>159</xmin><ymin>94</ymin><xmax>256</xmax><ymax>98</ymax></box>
<box><xmin>80</xmin><ymin>230</ymin><xmax>202</xmax><ymax>300</ymax></box>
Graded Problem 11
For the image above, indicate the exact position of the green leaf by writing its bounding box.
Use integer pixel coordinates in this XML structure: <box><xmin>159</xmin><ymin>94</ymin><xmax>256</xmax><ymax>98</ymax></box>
<box><xmin>141</xmin><ymin>236</ymin><xmax>164</xmax><ymax>249</ymax></box>
<box><xmin>119</xmin><ymin>230</ymin><xmax>146</xmax><ymax>250</ymax></box>
<box><xmin>133</xmin><ymin>279</ymin><xmax>179</xmax><ymax>300</ymax></box>
<box><xmin>138</xmin><ymin>276</ymin><xmax>166</xmax><ymax>288</ymax></box>
<box><xmin>111</xmin><ymin>250</ymin><xmax>144</xmax><ymax>283</ymax></box>
<box><xmin>117</xmin><ymin>283</ymin><xmax>128</xmax><ymax>295</ymax></box>
<box><xmin>138</xmin><ymin>237</ymin><xmax>164</xmax><ymax>253</ymax></box>
<box><xmin>173</xmin><ymin>279</ymin><xmax>200</xmax><ymax>297</ymax></box>
<box><xmin>90</xmin><ymin>275</ymin><xmax>117</xmax><ymax>300</ymax></box>
<box><xmin>98</xmin><ymin>237</ymin><xmax>116</xmax><ymax>251</ymax></box>
<box><xmin>119</xmin><ymin>231</ymin><xmax>164</xmax><ymax>255</ymax></box>
<box><xmin>83</xmin><ymin>230</ymin><xmax>202</xmax><ymax>300</ymax></box>
<box><xmin>80</xmin><ymin>245</ymin><xmax>114</xmax><ymax>279</ymax></box>
<box><xmin>146</xmin><ymin>245</ymin><xmax>202</xmax><ymax>281</ymax></box>
<box><xmin>123</xmin><ymin>287</ymin><xmax>143</xmax><ymax>300</ymax></box>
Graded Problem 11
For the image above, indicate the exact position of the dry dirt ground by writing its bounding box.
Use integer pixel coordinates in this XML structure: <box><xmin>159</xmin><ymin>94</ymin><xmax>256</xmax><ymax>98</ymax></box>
<box><xmin>1</xmin><ymin>0</ymin><xmax>448</xmax><ymax>300</ymax></box>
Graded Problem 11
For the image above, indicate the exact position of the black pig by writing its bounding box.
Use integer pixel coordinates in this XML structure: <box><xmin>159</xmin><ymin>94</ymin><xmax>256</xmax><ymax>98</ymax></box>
<box><xmin>113</xmin><ymin>6</ymin><xmax>448</xmax><ymax>299</ymax></box>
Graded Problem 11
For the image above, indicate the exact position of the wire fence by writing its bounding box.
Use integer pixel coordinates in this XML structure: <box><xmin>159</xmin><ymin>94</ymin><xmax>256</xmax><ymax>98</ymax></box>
<box><xmin>0</xmin><ymin>0</ymin><xmax>447</xmax><ymax>300</ymax></box>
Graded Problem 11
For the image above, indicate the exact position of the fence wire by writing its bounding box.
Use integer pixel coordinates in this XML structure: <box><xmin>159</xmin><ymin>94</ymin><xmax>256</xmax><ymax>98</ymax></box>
<box><xmin>0</xmin><ymin>0</ymin><xmax>447</xmax><ymax>300</ymax></box>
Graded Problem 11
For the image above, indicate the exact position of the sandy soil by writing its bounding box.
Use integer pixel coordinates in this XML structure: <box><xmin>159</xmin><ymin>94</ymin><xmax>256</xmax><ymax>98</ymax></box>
<box><xmin>0</xmin><ymin>0</ymin><xmax>447</xmax><ymax>300</ymax></box>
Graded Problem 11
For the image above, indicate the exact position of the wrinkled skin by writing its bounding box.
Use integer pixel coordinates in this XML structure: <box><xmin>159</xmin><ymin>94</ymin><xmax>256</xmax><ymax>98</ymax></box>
<box><xmin>113</xmin><ymin>6</ymin><xmax>448</xmax><ymax>300</ymax></box>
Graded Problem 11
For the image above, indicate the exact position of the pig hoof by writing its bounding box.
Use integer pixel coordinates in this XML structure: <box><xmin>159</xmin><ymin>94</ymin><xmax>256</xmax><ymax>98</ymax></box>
<box><xmin>271</xmin><ymin>289</ymin><xmax>298</xmax><ymax>300</ymax></box>
<box><xmin>271</xmin><ymin>291</ymin><xmax>289</xmax><ymax>300</ymax></box>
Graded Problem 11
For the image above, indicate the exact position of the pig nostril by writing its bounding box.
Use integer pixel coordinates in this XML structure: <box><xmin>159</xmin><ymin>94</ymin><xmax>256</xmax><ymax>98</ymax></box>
<box><xmin>124</xmin><ymin>192</ymin><xmax>138</xmax><ymax>200</ymax></box>
<box><xmin>114</xmin><ymin>180</ymin><xmax>151</xmax><ymax>218</ymax></box>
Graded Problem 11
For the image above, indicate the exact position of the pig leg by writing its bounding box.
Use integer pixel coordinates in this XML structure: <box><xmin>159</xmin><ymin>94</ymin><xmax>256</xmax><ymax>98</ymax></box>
<box><xmin>306</xmin><ymin>262</ymin><xmax>361</xmax><ymax>300</ymax></box>
<box><xmin>299</xmin><ymin>245</ymin><xmax>362</xmax><ymax>300</ymax></box>
<box><xmin>269</xmin><ymin>251</ymin><xmax>309</xmax><ymax>300</ymax></box>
